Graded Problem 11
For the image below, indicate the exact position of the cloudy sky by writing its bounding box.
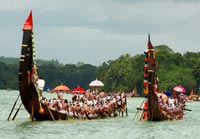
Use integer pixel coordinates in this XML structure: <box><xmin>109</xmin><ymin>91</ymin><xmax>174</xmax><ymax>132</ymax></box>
<box><xmin>0</xmin><ymin>0</ymin><xmax>200</xmax><ymax>66</ymax></box>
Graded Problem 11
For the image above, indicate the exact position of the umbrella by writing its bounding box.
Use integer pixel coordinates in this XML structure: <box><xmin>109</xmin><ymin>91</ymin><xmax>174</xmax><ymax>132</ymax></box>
<box><xmin>89</xmin><ymin>78</ymin><xmax>104</xmax><ymax>87</ymax></box>
<box><xmin>72</xmin><ymin>86</ymin><xmax>85</xmax><ymax>94</ymax></box>
<box><xmin>173</xmin><ymin>85</ymin><xmax>186</xmax><ymax>93</ymax></box>
<box><xmin>164</xmin><ymin>91</ymin><xmax>171</xmax><ymax>97</ymax></box>
<box><xmin>53</xmin><ymin>83</ymin><xmax>70</xmax><ymax>93</ymax></box>
<box><xmin>157</xmin><ymin>93</ymin><xmax>168</xmax><ymax>99</ymax></box>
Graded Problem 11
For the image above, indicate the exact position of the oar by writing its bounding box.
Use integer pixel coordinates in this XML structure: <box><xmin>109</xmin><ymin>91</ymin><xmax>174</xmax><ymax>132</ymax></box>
<box><xmin>7</xmin><ymin>94</ymin><xmax>20</xmax><ymax>121</ymax></box>
<box><xmin>45</xmin><ymin>104</ymin><xmax>55</xmax><ymax>121</ymax></box>
<box><xmin>184</xmin><ymin>108</ymin><xmax>192</xmax><ymax>111</ymax></box>
<box><xmin>12</xmin><ymin>103</ymin><xmax>23</xmax><ymax>120</ymax></box>
<box><xmin>133</xmin><ymin>99</ymin><xmax>145</xmax><ymax>120</ymax></box>
<box><xmin>139</xmin><ymin>111</ymin><xmax>144</xmax><ymax>121</ymax></box>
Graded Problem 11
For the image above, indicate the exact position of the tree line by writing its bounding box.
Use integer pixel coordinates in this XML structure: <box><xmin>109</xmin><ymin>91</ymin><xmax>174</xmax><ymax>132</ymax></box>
<box><xmin>0</xmin><ymin>45</ymin><xmax>200</xmax><ymax>96</ymax></box>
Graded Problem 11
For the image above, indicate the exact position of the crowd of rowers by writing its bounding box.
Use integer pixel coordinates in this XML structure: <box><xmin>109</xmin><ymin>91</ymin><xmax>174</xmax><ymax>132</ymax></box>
<box><xmin>156</xmin><ymin>91</ymin><xmax>187</xmax><ymax>120</ymax></box>
<box><xmin>41</xmin><ymin>91</ymin><xmax>127</xmax><ymax>119</ymax></box>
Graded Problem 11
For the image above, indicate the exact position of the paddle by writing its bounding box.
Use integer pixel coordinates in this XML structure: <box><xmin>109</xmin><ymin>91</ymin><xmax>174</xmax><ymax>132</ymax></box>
<box><xmin>136</xmin><ymin>108</ymin><xmax>143</xmax><ymax>110</ymax></box>
<box><xmin>133</xmin><ymin>99</ymin><xmax>145</xmax><ymax>120</ymax></box>
<box><xmin>45</xmin><ymin>104</ymin><xmax>55</xmax><ymax>121</ymax></box>
<box><xmin>184</xmin><ymin>108</ymin><xmax>192</xmax><ymax>111</ymax></box>
<box><xmin>7</xmin><ymin>94</ymin><xmax>20</xmax><ymax>121</ymax></box>
<box><xmin>12</xmin><ymin>103</ymin><xmax>23</xmax><ymax>120</ymax></box>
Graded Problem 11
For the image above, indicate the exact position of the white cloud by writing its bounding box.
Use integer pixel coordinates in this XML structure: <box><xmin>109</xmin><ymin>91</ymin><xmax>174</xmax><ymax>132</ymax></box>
<box><xmin>0</xmin><ymin>0</ymin><xmax>200</xmax><ymax>65</ymax></box>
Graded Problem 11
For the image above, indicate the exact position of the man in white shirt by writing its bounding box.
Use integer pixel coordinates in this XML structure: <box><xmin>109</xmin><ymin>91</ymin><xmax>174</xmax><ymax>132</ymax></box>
<box><xmin>168</xmin><ymin>96</ymin><xmax>175</xmax><ymax>109</ymax></box>
<box><xmin>37</xmin><ymin>77</ymin><xmax>45</xmax><ymax>96</ymax></box>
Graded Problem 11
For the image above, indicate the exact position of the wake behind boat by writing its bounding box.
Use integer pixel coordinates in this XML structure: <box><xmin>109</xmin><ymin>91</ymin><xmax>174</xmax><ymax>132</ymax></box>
<box><xmin>18</xmin><ymin>11</ymin><xmax>127</xmax><ymax>121</ymax></box>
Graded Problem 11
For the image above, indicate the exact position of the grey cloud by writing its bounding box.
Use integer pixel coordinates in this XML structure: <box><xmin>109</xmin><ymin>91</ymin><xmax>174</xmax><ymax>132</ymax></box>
<box><xmin>0</xmin><ymin>0</ymin><xmax>200</xmax><ymax>66</ymax></box>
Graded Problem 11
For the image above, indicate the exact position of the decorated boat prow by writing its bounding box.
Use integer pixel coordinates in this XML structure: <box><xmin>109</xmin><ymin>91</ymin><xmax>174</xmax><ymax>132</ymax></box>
<box><xmin>18</xmin><ymin>11</ymin><xmax>67</xmax><ymax>120</ymax></box>
<box><xmin>141</xmin><ymin>34</ymin><xmax>185</xmax><ymax>121</ymax></box>
<box><xmin>18</xmin><ymin>11</ymin><xmax>127</xmax><ymax>121</ymax></box>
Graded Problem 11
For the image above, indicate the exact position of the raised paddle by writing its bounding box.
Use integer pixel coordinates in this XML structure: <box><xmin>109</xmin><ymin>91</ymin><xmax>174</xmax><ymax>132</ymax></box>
<box><xmin>7</xmin><ymin>94</ymin><xmax>20</xmax><ymax>121</ymax></box>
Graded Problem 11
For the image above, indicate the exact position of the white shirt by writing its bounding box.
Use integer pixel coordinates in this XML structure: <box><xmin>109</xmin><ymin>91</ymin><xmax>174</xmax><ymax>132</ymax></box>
<box><xmin>37</xmin><ymin>79</ymin><xmax>45</xmax><ymax>91</ymax></box>
<box><xmin>168</xmin><ymin>97</ymin><xmax>175</xmax><ymax>109</ymax></box>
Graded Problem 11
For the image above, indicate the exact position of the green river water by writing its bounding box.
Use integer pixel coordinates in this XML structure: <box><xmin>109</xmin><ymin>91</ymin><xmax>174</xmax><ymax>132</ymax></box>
<box><xmin>0</xmin><ymin>90</ymin><xmax>199</xmax><ymax>139</ymax></box>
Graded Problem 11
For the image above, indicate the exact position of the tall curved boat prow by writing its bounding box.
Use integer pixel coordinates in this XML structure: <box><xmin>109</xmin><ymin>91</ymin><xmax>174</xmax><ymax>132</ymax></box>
<box><xmin>18</xmin><ymin>11</ymin><xmax>126</xmax><ymax>121</ymax></box>
<box><xmin>18</xmin><ymin>11</ymin><xmax>68</xmax><ymax>120</ymax></box>
<box><xmin>142</xmin><ymin>34</ymin><xmax>185</xmax><ymax>121</ymax></box>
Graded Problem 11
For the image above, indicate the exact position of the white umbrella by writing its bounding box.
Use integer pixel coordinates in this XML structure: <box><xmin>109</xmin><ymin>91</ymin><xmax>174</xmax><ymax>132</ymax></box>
<box><xmin>89</xmin><ymin>78</ymin><xmax>104</xmax><ymax>87</ymax></box>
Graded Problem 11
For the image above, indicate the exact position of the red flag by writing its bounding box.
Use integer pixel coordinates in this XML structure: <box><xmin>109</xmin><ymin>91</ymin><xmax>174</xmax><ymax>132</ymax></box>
<box><xmin>148</xmin><ymin>33</ymin><xmax>153</xmax><ymax>49</ymax></box>
<box><xmin>23</xmin><ymin>11</ymin><xmax>33</xmax><ymax>30</ymax></box>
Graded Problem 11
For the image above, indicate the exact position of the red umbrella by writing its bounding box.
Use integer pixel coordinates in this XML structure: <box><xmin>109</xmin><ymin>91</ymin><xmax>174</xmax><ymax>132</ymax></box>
<box><xmin>72</xmin><ymin>86</ymin><xmax>85</xmax><ymax>94</ymax></box>
<box><xmin>173</xmin><ymin>85</ymin><xmax>186</xmax><ymax>93</ymax></box>
<box><xmin>53</xmin><ymin>83</ymin><xmax>70</xmax><ymax>93</ymax></box>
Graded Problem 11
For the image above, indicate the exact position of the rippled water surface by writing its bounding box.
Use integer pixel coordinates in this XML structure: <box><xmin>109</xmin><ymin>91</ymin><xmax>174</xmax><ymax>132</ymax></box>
<box><xmin>1</xmin><ymin>90</ymin><xmax>200</xmax><ymax>139</ymax></box>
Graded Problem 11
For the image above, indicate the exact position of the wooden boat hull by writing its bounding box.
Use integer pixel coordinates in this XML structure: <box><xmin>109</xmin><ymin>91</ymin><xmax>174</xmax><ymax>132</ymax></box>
<box><xmin>143</xmin><ymin>34</ymin><xmax>184</xmax><ymax>121</ymax></box>
<box><xmin>18</xmin><ymin>27</ymin><xmax>67</xmax><ymax>120</ymax></box>
<box><xmin>18</xmin><ymin>12</ymin><xmax>125</xmax><ymax>121</ymax></box>
<box><xmin>147</xmin><ymin>93</ymin><xmax>168</xmax><ymax>121</ymax></box>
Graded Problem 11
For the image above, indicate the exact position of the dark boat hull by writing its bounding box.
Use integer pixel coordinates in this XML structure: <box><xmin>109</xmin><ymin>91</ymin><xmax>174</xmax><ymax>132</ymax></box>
<box><xmin>147</xmin><ymin>93</ymin><xmax>168</xmax><ymax>121</ymax></box>
<box><xmin>144</xmin><ymin>35</ymin><xmax>184</xmax><ymax>121</ymax></box>
<box><xmin>18</xmin><ymin>12</ymin><xmax>124</xmax><ymax>121</ymax></box>
<box><xmin>18</xmin><ymin>28</ymin><xmax>68</xmax><ymax>120</ymax></box>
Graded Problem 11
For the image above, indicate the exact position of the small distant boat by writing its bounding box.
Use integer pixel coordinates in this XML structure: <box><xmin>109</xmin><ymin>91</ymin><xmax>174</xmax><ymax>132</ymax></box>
<box><xmin>188</xmin><ymin>90</ymin><xmax>194</xmax><ymax>101</ymax></box>
<box><xmin>7</xmin><ymin>88</ymin><xmax>13</xmax><ymax>91</ymax></box>
<box><xmin>125</xmin><ymin>86</ymin><xmax>137</xmax><ymax>97</ymax></box>
<box><xmin>18</xmin><ymin>11</ymin><xmax>126</xmax><ymax>121</ymax></box>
